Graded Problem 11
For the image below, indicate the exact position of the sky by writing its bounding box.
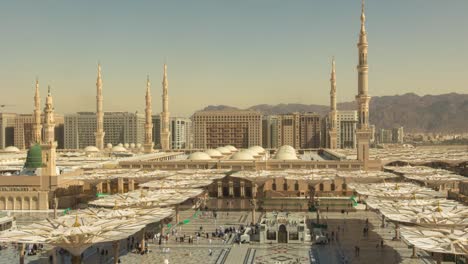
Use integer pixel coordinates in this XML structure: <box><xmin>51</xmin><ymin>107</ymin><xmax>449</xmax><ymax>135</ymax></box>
<box><xmin>1</xmin><ymin>0</ymin><xmax>467</xmax><ymax>117</ymax></box>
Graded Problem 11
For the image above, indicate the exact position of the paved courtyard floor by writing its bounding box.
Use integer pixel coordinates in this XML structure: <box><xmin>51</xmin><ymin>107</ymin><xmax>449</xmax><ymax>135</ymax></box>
<box><xmin>0</xmin><ymin>209</ymin><xmax>452</xmax><ymax>264</ymax></box>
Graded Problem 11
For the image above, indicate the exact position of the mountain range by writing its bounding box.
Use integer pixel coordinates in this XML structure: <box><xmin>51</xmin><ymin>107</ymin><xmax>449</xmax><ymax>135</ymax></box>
<box><xmin>199</xmin><ymin>93</ymin><xmax>468</xmax><ymax>133</ymax></box>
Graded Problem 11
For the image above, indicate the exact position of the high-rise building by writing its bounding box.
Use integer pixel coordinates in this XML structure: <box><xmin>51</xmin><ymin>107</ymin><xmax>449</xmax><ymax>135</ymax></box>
<box><xmin>355</xmin><ymin>0</ymin><xmax>371</xmax><ymax>163</ymax></box>
<box><xmin>277</xmin><ymin>113</ymin><xmax>321</xmax><ymax>149</ymax></box>
<box><xmin>14</xmin><ymin>114</ymin><xmax>64</xmax><ymax>150</ymax></box>
<box><xmin>392</xmin><ymin>127</ymin><xmax>404</xmax><ymax>144</ymax></box>
<box><xmin>0</xmin><ymin>113</ymin><xmax>17</xmax><ymax>149</ymax></box>
<box><xmin>378</xmin><ymin>129</ymin><xmax>393</xmax><ymax>144</ymax></box>
<box><xmin>192</xmin><ymin>111</ymin><xmax>262</xmax><ymax>149</ymax></box>
<box><xmin>171</xmin><ymin>117</ymin><xmax>192</xmax><ymax>149</ymax></box>
<box><xmin>160</xmin><ymin>64</ymin><xmax>171</xmax><ymax>150</ymax></box>
<box><xmin>64</xmin><ymin>112</ymin><xmax>145</xmax><ymax>149</ymax></box>
<box><xmin>262</xmin><ymin>115</ymin><xmax>279</xmax><ymax>149</ymax></box>
<box><xmin>337</xmin><ymin>111</ymin><xmax>358</xmax><ymax>149</ymax></box>
<box><xmin>152</xmin><ymin>115</ymin><xmax>161</xmax><ymax>149</ymax></box>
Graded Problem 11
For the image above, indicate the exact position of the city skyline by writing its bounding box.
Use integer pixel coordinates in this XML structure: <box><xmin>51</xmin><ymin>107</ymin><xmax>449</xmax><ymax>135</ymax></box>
<box><xmin>1</xmin><ymin>0</ymin><xmax>467</xmax><ymax>117</ymax></box>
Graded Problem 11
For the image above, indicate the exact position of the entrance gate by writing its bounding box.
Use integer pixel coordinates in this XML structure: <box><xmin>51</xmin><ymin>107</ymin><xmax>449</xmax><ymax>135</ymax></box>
<box><xmin>278</xmin><ymin>224</ymin><xmax>288</xmax><ymax>243</ymax></box>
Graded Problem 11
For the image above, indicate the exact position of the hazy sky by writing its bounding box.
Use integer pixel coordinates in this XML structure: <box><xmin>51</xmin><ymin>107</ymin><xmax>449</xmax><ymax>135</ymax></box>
<box><xmin>1</xmin><ymin>0</ymin><xmax>467</xmax><ymax>117</ymax></box>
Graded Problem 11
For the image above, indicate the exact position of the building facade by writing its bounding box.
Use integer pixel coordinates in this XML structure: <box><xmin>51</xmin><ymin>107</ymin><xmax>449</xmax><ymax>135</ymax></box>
<box><xmin>171</xmin><ymin>117</ymin><xmax>192</xmax><ymax>149</ymax></box>
<box><xmin>337</xmin><ymin>111</ymin><xmax>358</xmax><ymax>149</ymax></box>
<box><xmin>192</xmin><ymin>111</ymin><xmax>262</xmax><ymax>149</ymax></box>
<box><xmin>64</xmin><ymin>112</ymin><xmax>145</xmax><ymax>149</ymax></box>
<box><xmin>276</xmin><ymin>113</ymin><xmax>321</xmax><ymax>149</ymax></box>
<box><xmin>262</xmin><ymin>115</ymin><xmax>279</xmax><ymax>149</ymax></box>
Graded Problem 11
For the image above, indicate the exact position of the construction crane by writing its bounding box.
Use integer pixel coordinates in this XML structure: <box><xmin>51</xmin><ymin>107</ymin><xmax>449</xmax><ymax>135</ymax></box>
<box><xmin>0</xmin><ymin>104</ymin><xmax>15</xmax><ymax>112</ymax></box>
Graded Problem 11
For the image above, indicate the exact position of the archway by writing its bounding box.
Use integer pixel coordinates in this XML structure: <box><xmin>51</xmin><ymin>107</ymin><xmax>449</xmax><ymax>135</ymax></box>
<box><xmin>278</xmin><ymin>224</ymin><xmax>288</xmax><ymax>243</ymax></box>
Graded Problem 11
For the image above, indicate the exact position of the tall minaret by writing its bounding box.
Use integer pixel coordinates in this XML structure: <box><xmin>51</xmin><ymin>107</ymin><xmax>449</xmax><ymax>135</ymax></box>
<box><xmin>95</xmin><ymin>63</ymin><xmax>105</xmax><ymax>150</ymax></box>
<box><xmin>328</xmin><ymin>58</ymin><xmax>338</xmax><ymax>149</ymax></box>
<box><xmin>160</xmin><ymin>64</ymin><xmax>171</xmax><ymax>150</ymax></box>
<box><xmin>41</xmin><ymin>85</ymin><xmax>57</xmax><ymax>177</ymax></box>
<box><xmin>144</xmin><ymin>75</ymin><xmax>154</xmax><ymax>153</ymax></box>
<box><xmin>356</xmin><ymin>0</ymin><xmax>371</xmax><ymax>164</ymax></box>
<box><xmin>32</xmin><ymin>78</ymin><xmax>42</xmax><ymax>145</ymax></box>
<box><xmin>43</xmin><ymin>86</ymin><xmax>55</xmax><ymax>144</ymax></box>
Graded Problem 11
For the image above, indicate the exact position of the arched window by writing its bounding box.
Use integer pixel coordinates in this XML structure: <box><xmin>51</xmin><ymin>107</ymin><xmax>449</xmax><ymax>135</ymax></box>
<box><xmin>294</xmin><ymin>181</ymin><xmax>299</xmax><ymax>191</ymax></box>
<box><xmin>272</xmin><ymin>182</ymin><xmax>277</xmax><ymax>191</ymax></box>
<box><xmin>283</xmin><ymin>181</ymin><xmax>288</xmax><ymax>191</ymax></box>
<box><xmin>331</xmin><ymin>183</ymin><xmax>336</xmax><ymax>191</ymax></box>
<box><xmin>319</xmin><ymin>183</ymin><xmax>324</xmax><ymax>191</ymax></box>
<box><xmin>342</xmin><ymin>183</ymin><xmax>347</xmax><ymax>190</ymax></box>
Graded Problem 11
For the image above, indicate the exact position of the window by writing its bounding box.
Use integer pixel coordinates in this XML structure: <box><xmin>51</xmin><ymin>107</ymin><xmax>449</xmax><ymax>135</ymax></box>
<box><xmin>294</xmin><ymin>181</ymin><xmax>299</xmax><ymax>191</ymax></box>
<box><xmin>319</xmin><ymin>183</ymin><xmax>324</xmax><ymax>191</ymax></box>
<box><xmin>331</xmin><ymin>183</ymin><xmax>336</xmax><ymax>191</ymax></box>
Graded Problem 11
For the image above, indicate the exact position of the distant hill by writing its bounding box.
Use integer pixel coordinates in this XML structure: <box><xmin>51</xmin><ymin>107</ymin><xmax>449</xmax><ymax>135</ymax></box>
<box><xmin>198</xmin><ymin>93</ymin><xmax>468</xmax><ymax>133</ymax></box>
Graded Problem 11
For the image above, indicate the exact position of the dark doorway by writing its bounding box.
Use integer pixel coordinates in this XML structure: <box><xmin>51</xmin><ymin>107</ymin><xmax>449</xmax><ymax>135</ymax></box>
<box><xmin>278</xmin><ymin>224</ymin><xmax>288</xmax><ymax>243</ymax></box>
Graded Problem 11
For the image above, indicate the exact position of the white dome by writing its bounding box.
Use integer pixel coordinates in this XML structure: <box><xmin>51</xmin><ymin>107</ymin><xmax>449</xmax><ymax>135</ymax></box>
<box><xmin>274</xmin><ymin>152</ymin><xmax>298</xmax><ymax>160</ymax></box>
<box><xmin>84</xmin><ymin>146</ymin><xmax>100</xmax><ymax>152</ymax></box>
<box><xmin>118</xmin><ymin>143</ymin><xmax>123</xmax><ymax>147</ymax></box>
<box><xmin>216</xmin><ymin>147</ymin><xmax>231</xmax><ymax>154</ymax></box>
<box><xmin>225</xmin><ymin>145</ymin><xmax>238</xmax><ymax>152</ymax></box>
<box><xmin>248</xmin><ymin>146</ymin><xmax>265</xmax><ymax>154</ymax></box>
<box><xmin>136</xmin><ymin>143</ymin><xmax>142</xmax><ymax>148</ymax></box>
<box><xmin>111</xmin><ymin>146</ymin><xmax>127</xmax><ymax>152</ymax></box>
<box><xmin>187</xmin><ymin>152</ymin><xmax>212</xmax><ymax>160</ymax></box>
<box><xmin>204</xmin><ymin>149</ymin><xmax>223</xmax><ymax>158</ymax></box>
<box><xmin>277</xmin><ymin>145</ymin><xmax>296</xmax><ymax>154</ymax></box>
<box><xmin>3</xmin><ymin>146</ymin><xmax>20</xmax><ymax>153</ymax></box>
<box><xmin>106</xmin><ymin>143</ymin><xmax>113</xmax><ymax>149</ymax></box>
<box><xmin>130</xmin><ymin>143</ymin><xmax>136</xmax><ymax>148</ymax></box>
<box><xmin>230</xmin><ymin>151</ymin><xmax>255</xmax><ymax>160</ymax></box>
<box><xmin>124</xmin><ymin>143</ymin><xmax>129</xmax><ymax>148</ymax></box>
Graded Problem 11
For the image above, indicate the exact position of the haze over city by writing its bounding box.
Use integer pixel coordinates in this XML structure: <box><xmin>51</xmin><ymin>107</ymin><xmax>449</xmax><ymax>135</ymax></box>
<box><xmin>1</xmin><ymin>0</ymin><xmax>467</xmax><ymax>117</ymax></box>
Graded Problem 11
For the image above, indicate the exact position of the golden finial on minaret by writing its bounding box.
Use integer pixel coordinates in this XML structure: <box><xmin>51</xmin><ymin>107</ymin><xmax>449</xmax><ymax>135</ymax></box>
<box><xmin>435</xmin><ymin>200</ymin><xmax>442</xmax><ymax>212</ymax></box>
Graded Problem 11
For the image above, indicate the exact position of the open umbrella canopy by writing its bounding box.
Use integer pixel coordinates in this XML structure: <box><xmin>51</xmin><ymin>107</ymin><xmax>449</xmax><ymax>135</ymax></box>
<box><xmin>385</xmin><ymin>166</ymin><xmax>465</xmax><ymax>184</ymax></box>
<box><xmin>349</xmin><ymin>182</ymin><xmax>444</xmax><ymax>199</ymax></box>
<box><xmin>140</xmin><ymin>179</ymin><xmax>214</xmax><ymax>189</ymax></box>
<box><xmin>401</xmin><ymin>226</ymin><xmax>468</xmax><ymax>255</ymax></box>
<box><xmin>0</xmin><ymin>212</ymin><xmax>147</xmax><ymax>256</ymax></box>
<box><xmin>89</xmin><ymin>188</ymin><xmax>204</xmax><ymax>208</ymax></box>
<box><xmin>336</xmin><ymin>170</ymin><xmax>399</xmax><ymax>183</ymax></box>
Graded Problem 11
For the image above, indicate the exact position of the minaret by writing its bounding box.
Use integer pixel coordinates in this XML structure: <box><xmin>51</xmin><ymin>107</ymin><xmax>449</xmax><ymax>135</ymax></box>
<box><xmin>32</xmin><ymin>78</ymin><xmax>42</xmax><ymax>145</ymax></box>
<box><xmin>356</xmin><ymin>0</ymin><xmax>372</xmax><ymax>164</ymax></box>
<box><xmin>143</xmin><ymin>75</ymin><xmax>154</xmax><ymax>153</ymax></box>
<box><xmin>41</xmin><ymin>85</ymin><xmax>57</xmax><ymax>177</ymax></box>
<box><xmin>95</xmin><ymin>63</ymin><xmax>105</xmax><ymax>150</ymax></box>
<box><xmin>160</xmin><ymin>64</ymin><xmax>171</xmax><ymax>150</ymax></box>
<box><xmin>328</xmin><ymin>58</ymin><xmax>338</xmax><ymax>149</ymax></box>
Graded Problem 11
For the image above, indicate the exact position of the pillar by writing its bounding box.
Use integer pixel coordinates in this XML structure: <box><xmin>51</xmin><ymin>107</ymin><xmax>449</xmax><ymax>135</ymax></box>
<box><xmin>316</xmin><ymin>210</ymin><xmax>320</xmax><ymax>224</ymax></box>
<box><xmin>117</xmin><ymin>178</ymin><xmax>124</xmax><ymax>194</ymax></box>
<box><xmin>252</xmin><ymin>183</ymin><xmax>258</xmax><ymax>198</ymax></box>
<box><xmin>240</xmin><ymin>181</ymin><xmax>245</xmax><ymax>198</ymax></box>
<box><xmin>19</xmin><ymin>243</ymin><xmax>25</xmax><ymax>264</ymax></box>
<box><xmin>411</xmin><ymin>246</ymin><xmax>417</xmax><ymax>258</ymax></box>
<box><xmin>228</xmin><ymin>181</ymin><xmax>234</xmax><ymax>197</ymax></box>
<box><xmin>381</xmin><ymin>215</ymin><xmax>385</xmax><ymax>228</ymax></box>
<box><xmin>53</xmin><ymin>196</ymin><xmax>58</xmax><ymax>219</ymax></box>
<box><xmin>251</xmin><ymin>199</ymin><xmax>257</xmax><ymax>224</ymax></box>
<box><xmin>113</xmin><ymin>241</ymin><xmax>120</xmax><ymax>264</ymax></box>
<box><xmin>393</xmin><ymin>223</ymin><xmax>400</xmax><ymax>240</ymax></box>
<box><xmin>96</xmin><ymin>182</ymin><xmax>103</xmax><ymax>193</ymax></box>
<box><xmin>52</xmin><ymin>247</ymin><xmax>57</xmax><ymax>264</ymax></box>
<box><xmin>129</xmin><ymin>179</ymin><xmax>135</xmax><ymax>191</ymax></box>
<box><xmin>71</xmin><ymin>255</ymin><xmax>81</xmax><ymax>264</ymax></box>
<box><xmin>141</xmin><ymin>227</ymin><xmax>146</xmax><ymax>250</ymax></box>
<box><xmin>106</xmin><ymin>181</ymin><xmax>111</xmax><ymax>194</ymax></box>
<box><xmin>176</xmin><ymin>205</ymin><xmax>180</xmax><ymax>224</ymax></box>
<box><xmin>217</xmin><ymin>181</ymin><xmax>222</xmax><ymax>198</ymax></box>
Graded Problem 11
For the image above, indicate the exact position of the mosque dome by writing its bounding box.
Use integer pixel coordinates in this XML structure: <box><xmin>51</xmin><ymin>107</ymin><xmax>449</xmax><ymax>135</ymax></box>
<box><xmin>248</xmin><ymin>146</ymin><xmax>265</xmax><ymax>155</ymax></box>
<box><xmin>3</xmin><ymin>146</ymin><xmax>20</xmax><ymax>153</ymax></box>
<box><xmin>136</xmin><ymin>143</ymin><xmax>142</xmax><ymax>148</ymax></box>
<box><xmin>225</xmin><ymin>145</ymin><xmax>238</xmax><ymax>152</ymax></box>
<box><xmin>106</xmin><ymin>143</ymin><xmax>113</xmax><ymax>149</ymax></box>
<box><xmin>24</xmin><ymin>144</ymin><xmax>43</xmax><ymax>169</ymax></box>
<box><xmin>204</xmin><ymin>149</ymin><xmax>223</xmax><ymax>158</ymax></box>
<box><xmin>187</xmin><ymin>152</ymin><xmax>212</xmax><ymax>161</ymax></box>
<box><xmin>130</xmin><ymin>143</ymin><xmax>136</xmax><ymax>149</ymax></box>
<box><xmin>124</xmin><ymin>143</ymin><xmax>129</xmax><ymax>148</ymax></box>
<box><xmin>117</xmin><ymin>143</ymin><xmax>123</xmax><ymax>147</ymax></box>
<box><xmin>111</xmin><ymin>146</ymin><xmax>127</xmax><ymax>152</ymax></box>
<box><xmin>84</xmin><ymin>146</ymin><xmax>100</xmax><ymax>153</ymax></box>
<box><xmin>230</xmin><ymin>151</ymin><xmax>255</xmax><ymax>160</ymax></box>
<box><xmin>277</xmin><ymin>145</ymin><xmax>295</xmax><ymax>154</ymax></box>
<box><xmin>215</xmin><ymin>147</ymin><xmax>231</xmax><ymax>155</ymax></box>
<box><xmin>274</xmin><ymin>152</ymin><xmax>298</xmax><ymax>160</ymax></box>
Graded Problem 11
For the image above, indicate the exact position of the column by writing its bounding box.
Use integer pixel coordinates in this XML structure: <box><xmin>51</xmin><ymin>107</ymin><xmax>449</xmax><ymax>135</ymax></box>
<box><xmin>113</xmin><ymin>241</ymin><xmax>120</xmax><ymax>264</ymax></box>
<box><xmin>240</xmin><ymin>181</ymin><xmax>245</xmax><ymax>198</ymax></box>
<box><xmin>228</xmin><ymin>180</ymin><xmax>234</xmax><ymax>197</ymax></box>
<box><xmin>217</xmin><ymin>181</ymin><xmax>223</xmax><ymax>198</ymax></box>
<box><xmin>141</xmin><ymin>227</ymin><xmax>146</xmax><ymax>251</ymax></box>
<box><xmin>411</xmin><ymin>246</ymin><xmax>417</xmax><ymax>258</ymax></box>
<box><xmin>252</xmin><ymin>183</ymin><xmax>258</xmax><ymax>198</ymax></box>
<box><xmin>381</xmin><ymin>215</ymin><xmax>385</xmax><ymax>228</ymax></box>
<box><xmin>176</xmin><ymin>205</ymin><xmax>180</xmax><ymax>224</ymax></box>
<box><xmin>117</xmin><ymin>178</ymin><xmax>124</xmax><ymax>194</ymax></box>
<box><xmin>251</xmin><ymin>200</ymin><xmax>257</xmax><ymax>224</ymax></box>
<box><xmin>129</xmin><ymin>179</ymin><xmax>135</xmax><ymax>191</ymax></box>
<box><xmin>393</xmin><ymin>223</ymin><xmax>400</xmax><ymax>240</ymax></box>
<box><xmin>106</xmin><ymin>181</ymin><xmax>111</xmax><ymax>194</ymax></box>
<box><xmin>96</xmin><ymin>182</ymin><xmax>103</xmax><ymax>193</ymax></box>
<box><xmin>19</xmin><ymin>243</ymin><xmax>25</xmax><ymax>264</ymax></box>
<box><xmin>316</xmin><ymin>209</ymin><xmax>320</xmax><ymax>224</ymax></box>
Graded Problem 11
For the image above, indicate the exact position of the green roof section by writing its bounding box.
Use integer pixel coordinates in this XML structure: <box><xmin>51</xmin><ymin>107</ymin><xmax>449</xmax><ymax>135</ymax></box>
<box><xmin>24</xmin><ymin>144</ymin><xmax>44</xmax><ymax>169</ymax></box>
